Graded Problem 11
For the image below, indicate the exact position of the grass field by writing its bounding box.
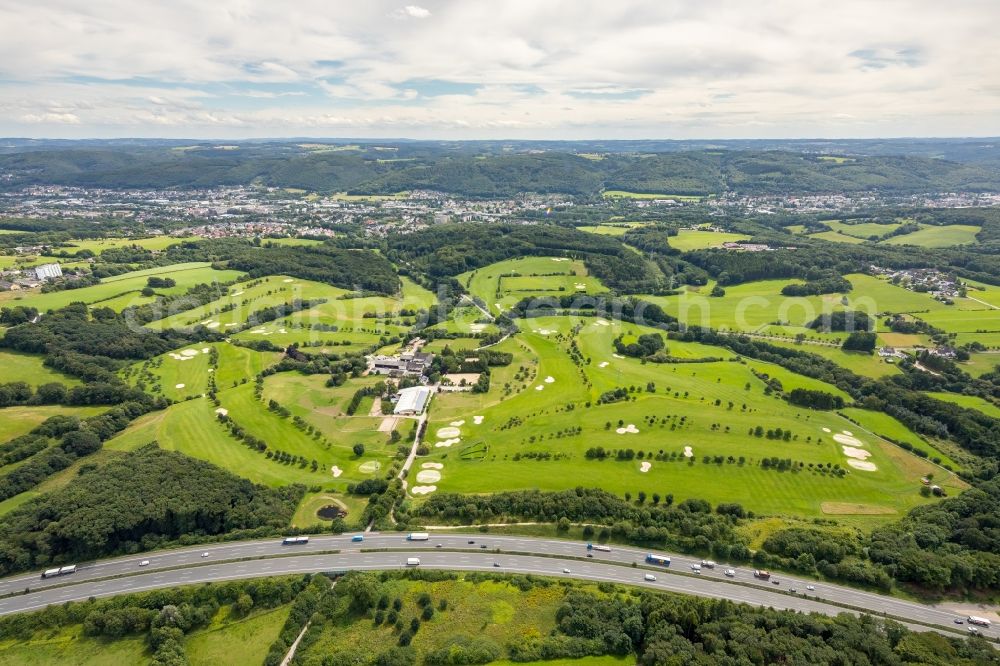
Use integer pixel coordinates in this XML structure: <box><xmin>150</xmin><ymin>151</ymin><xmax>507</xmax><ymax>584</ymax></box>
<box><xmin>755</xmin><ymin>339</ymin><xmax>900</xmax><ymax>378</ymax></box>
<box><xmin>838</xmin><ymin>408</ymin><xmax>963</xmax><ymax>472</ymax></box>
<box><xmin>0</xmin><ymin>263</ymin><xmax>244</xmax><ymax>312</ymax></box>
<box><xmin>667</xmin><ymin>229</ymin><xmax>751</xmax><ymax>251</ymax></box>
<box><xmin>0</xmin><ymin>350</ymin><xmax>81</xmax><ymax>386</ymax></box>
<box><xmin>43</xmin><ymin>235</ymin><xmax>186</xmax><ymax>257</ymax></box>
<box><xmin>417</xmin><ymin>316</ymin><xmax>946</xmax><ymax>523</ymax></box>
<box><xmin>602</xmin><ymin>190</ymin><xmax>703</xmax><ymax>201</ymax></box>
<box><xmin>925</xmin><ymin>392</ymin><xmax>1000</xmax><ymax>419</ymax></box>
<box><xmin>229</xmin><ymin>277</ymin><xmax>434</xmax><ymax>350</ymax></box>
<box><xmin>821</xmin><ymin>220</ymin><xmax>904</xmax><ymax>239</ymax></box>
<box><xmin>577</xmin><ymin>222</ymin><xmax>648</xmax><ymax>236</ymax></box>
<box><xmin>0</xmin><ymin>405</ymin><xmax>104</xmax><ymax>443</ymax></box>
<box><xmin>299</xmin><ymin>576</ymin><xmax>591</xmax><ymax>664</ymax></box>
<box><xmin>880</xmin><ymin>224</ymin><xmax>981</xmax><ymax>247</ymax></box>
<box><xmin>459</xmin><ymin>257</ymin><xmax>608</xmax><ymax>316</ymax></box>
<box><xmin>808</xmin><ymin>231</ymin><xmax>868</xmax><ymax>245</ymax></box>
<box><xmin>0</xmin><ymin>625</ymin><xmax>149</xmax><ymax>665</ymax></box>
<box><xmin>185</xmin><ymin>604</ymin><xmax>291</xmax><ymax>666</ymax></box>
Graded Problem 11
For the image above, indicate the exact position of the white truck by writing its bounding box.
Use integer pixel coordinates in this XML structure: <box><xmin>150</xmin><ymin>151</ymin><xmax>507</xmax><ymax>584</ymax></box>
<box><xmin>406</xmin><ymin>557</ymin><xmax>421</xmax><ymax>566</ymax></box>
<box><xmin>41</xmin><ymin>564</ymin><xmax>76</xmax><ymax>579</ymax></box>
<box><xmin>282</xmin><ymin>536</ymin><xmax>310</xmax><ymax>545</ymax></box>
<box><xmin>406</xmin><ymin>532</ymin><xmax>430</xmax><ymax>541</ymax></box>
<box><xmin>968</xmin><ymin>616</ymin><xmax>992</xmax><ymax>627</ymax></box>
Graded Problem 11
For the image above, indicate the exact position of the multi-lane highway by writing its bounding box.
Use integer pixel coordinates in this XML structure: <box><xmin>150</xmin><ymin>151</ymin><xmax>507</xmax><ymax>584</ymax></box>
<box><xmin>0</xmin><ymin>533</ymin><xmax>992</xmax><ymax>640</ymax></box>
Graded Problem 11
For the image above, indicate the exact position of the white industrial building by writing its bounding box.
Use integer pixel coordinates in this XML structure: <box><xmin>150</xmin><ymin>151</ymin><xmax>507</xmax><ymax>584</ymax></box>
<box><xmin>33</xmin><ymin>263</ymin><xmax>63</xmax><ymax>281</ymax></box>
<box><xmin>393</xmin><ymin>386</ymin><xmax>432</xmax><ymax>415</ymax></box>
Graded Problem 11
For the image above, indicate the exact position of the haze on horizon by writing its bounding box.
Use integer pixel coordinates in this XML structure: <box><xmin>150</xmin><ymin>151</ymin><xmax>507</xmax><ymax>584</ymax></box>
<box><xmin>1</xmin><ymin>0</ymin><xmax>998</xmax><ymax>141</ymax></box>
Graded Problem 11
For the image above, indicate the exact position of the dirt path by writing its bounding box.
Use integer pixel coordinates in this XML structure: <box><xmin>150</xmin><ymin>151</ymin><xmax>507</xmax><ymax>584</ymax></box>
<box><xmin>368</xmin><ymin>397</ymin><xmax>383</xmax><ymax>417</ymax></box>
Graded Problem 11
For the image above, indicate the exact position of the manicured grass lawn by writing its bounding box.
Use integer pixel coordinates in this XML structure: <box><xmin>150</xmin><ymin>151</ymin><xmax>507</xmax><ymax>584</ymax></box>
<box><xmin>808</xmin><ymin>230</ymin><xmax>867</xmax><ymax>245</ymax></box>
<box><xmin>916</xmin><ymin>308</ymin><xmax>1000</xmax><ymax>333</ymax></box>
<box><xmin>667</xmin><ymin>229</ymin><xmax>751</xmax><ymax>251</ymax></box>
<box><xmin>291</xmin><ymin>491</ymin><xmax>367</xmax><ymax>528</ymax></box>
<box><xmin>838</xmin><ymin>408</ymin><xmax>964</xmax><ymax>473</ymax></box>
<box><xmin>459</xmin><ymin>257</ymin><xmax>607</xmax><ymax>316</ymax></box>
<box><xmin>418</xmin><ymin>316</ymin><xmax>945</xmax><ymax>525</ymax></box>
<box><xmin>960</xmin><ymin>352</ymin><xmax>1000</xmax><ymax>376</ymax></box>
<box><xmin>756</xmin><ymin>339</ymin><xmax>900</xmax><ymax>379</ymax></box>
<box><xmin>185</xmin><ymin>604</ymin><xmax>291</xmax><ymax>666</ymax></box>
<box><xmin>880</xmin><ymin>224</ymin><xmax>980</xmax><ymax>247</ymax></box>
<box><xmin>0</xmin><ymin>626</ymin><xmax>149</xmax><ymax>665</ymax></box>
<box><xmin>0</xmin><ymin>405</ymin><xmax>104</xmax><ymax>443</ymax></box>
<box><xmin>0</xmin><ymin>350</ymin><xmax>81</xmax><ymax>386</ymax></box>
<box><xmin>0</xmin><ymin>263</ymin><xmax>244</xmax><ymax>312</ymax></box>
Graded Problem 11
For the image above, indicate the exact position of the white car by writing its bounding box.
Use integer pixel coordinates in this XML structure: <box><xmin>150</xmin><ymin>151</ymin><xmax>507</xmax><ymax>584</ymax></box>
<box><xmin>724</xmin><ymin>569</ymin><xmax>736</xmax><ymax>577</ymax></box>
<box><xmin>139</xmin><ymin>560</ymin><xmax>150</xmax><ymax>567</ymax></box>
<box><xmin>690</xmin><ymin>564</ymin><xmax>701</xmax><ymax>573</ymax></box>
<box><xmin>806</xmin><ymin>585</ymin><xmax>815</xmax><ymax>591</ymax></box>
<box><xmin>562</xmin><ymin>568</ymin><xmax>571</xmax><ymax>574</ymax></box>
<box><xmin>644</xmin><ymin>574</ymin><xmax>657</xmax><ymax>581</ymax></box>
<box><xmin>201</xmin><ymin>552</ymin><xmax>209</xmax><ymax>558</ymax></box>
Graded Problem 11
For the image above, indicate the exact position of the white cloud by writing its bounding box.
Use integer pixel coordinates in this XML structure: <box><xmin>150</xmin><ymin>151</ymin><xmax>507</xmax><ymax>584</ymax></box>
<box><xmin>393</xmin><ymin>5</ymin><xmax>431</xmax><ymax>19</ymax></box>
<box><xmin>0</xmin><ymin>0</ymin><xmax>998</xmax><ymax>138</ymax></box>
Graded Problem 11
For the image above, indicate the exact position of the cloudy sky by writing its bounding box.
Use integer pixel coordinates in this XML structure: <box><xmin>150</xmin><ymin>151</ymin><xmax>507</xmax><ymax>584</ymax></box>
<box><xmin>1</xmin><ymin>0</ymin><xmax>998</xmax><ymax>139</ymax></box>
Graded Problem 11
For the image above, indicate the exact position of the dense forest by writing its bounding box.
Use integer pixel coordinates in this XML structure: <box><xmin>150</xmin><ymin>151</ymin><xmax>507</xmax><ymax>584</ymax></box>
<box><xmin>0</xmin><ymin>446</ymin><xmax>303</xmax><ymax>575</ymax></box>
<box><xmin>2</xmin><ymin>143</ymin><xmax>998</xmax><ymax>196</ymax></box>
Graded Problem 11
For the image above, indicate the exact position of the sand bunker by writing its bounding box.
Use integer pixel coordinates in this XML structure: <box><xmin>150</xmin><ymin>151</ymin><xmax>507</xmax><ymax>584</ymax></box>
<box><xmin>683</xmin><ymin>446</ymin><xmax>693</xmax><ymax>458</ymax></box>
<box><xmin>435</xmin><ymin>438</ymin><xmax>460</xmax><ymax>448</ymax></box>
<box><xmin>822</xmin><ymin>427</ymin><xmax>831</xmax><ymax>433</ymax></box>
<box><xmin>847</xmin><ymin>459</ymin><xmax>878</xmax><ymax>471</ymax></box>
<box><xmin>201</xmin><ymin>347</ymin><xmax>210</xmax><ymax>353</ymax></box>
<box><xmin>469</xmin><ymin>323</ymin><xmax>486</xmax><ymax>332</ymax></box>
<box><xmin>640</xmin><ymin>462</ymin><xmax>652</xmax><ymax>473</ymax></box>
<box><xmin>206</xmin><ymin>322</ymin><xmax>220</xmax><ymax>329</ymax></box>
<box><xmin>594</xmin><ymin>319</ymin><xmax>610</xmax><ymax>326</ymax></box>
<box><xmin>330</xmin><ymin>466</ymin><xmax>343</xmax><ymax>478</ymax></box>
<box><xmin>283</xmin><ymin>278</ymin><xmax>294</xmax><ymax>283</ymax></box>
<box><xmin>437</xmin><ymin>426</ymin><xmax>461</xmax><ymax>439</ymax></box>
<box><xmin>232</xmin><ymin>291</ymin><xmax>244</xmax><ymax>296</ymax></box>
<box><xmin>598</xmin><ymin>361</ymin><xmax>609</xmax><ymax>368</ymax></box>
<box><xmin>421</xmin><ymin>462</ymin><xmax>444</xmax><ymax>470</ymax></box>
<box><xmin>842</xmin><ymin>446</ymin><xmax>871</xmax><ymax>460</ymax></box>
<box><xmin>537</xmin><ymin>329</ymin><xmax>555</xmax><ymax>335</ymax></box>
<box><xmin>544</xmin><ymin>376</ymin><xmax>555</xmax><ymax>383</ymax></box>
<box><xmin>181</xmin><ymin>349</ymin><xmax>199</xmax><ymax>357</ymax></box>
<box><xmin>449</xmin><ymin>420</ymin><xmax>466</xmax><ymax>427</ymax></box>
<box><xmin>550</xmin><ymin>257</ymin><xmax>569</xmax><ymax>262</ymax></box>
<box><xmin>215</xmin><ymin>407</ymin><xmax>228</xmax><ymax>416</ymax></box>
<box><xmin>612</xmin><ymin>353</ymin><xmax>624</xmax><ymax>359</ymax></box>
<box><xmin>473</xmin><ymin>415</ymin><xmax>484</xmax><ymax>425</ymax></box>
<box><xmin>411</xmin><ymin>485</ymin><xmax>437</xmax><ymax>495</ymax></box>
<box><xmin>833</xmin><ymin>433</ymin><xmax>863</xmax><ymax>447</ymax></box>
<box><xmin>575</xmin><ymin>283</ymin><xmax>587</xmax><ymax>290</ymax></box>
<box><xmin>200</xmin><ymin>319</ymin><xmax>212</xmax><ymax>325</ymax></box>
<box><xmin>416</xmin><ymin>470</ymin><xmax>442</xmax><ymax>483</ymax></box>
<box><xmin>225</xmin><ymin>323</ymin><xmax>239</xmax><ymax>327</ymax></box>
<box><xmin>535</xmin><ymin>385</ymin><xmax>545</xmax><ymax>391</ymax></box>
<box><xmin>175</xmin><ymin>383</ymin><xmax>185</xmax><ymax>389</ymax></box>
<box><xmin>278</xmin><ymin>328</ymin><xmax>287</xmax><ymax>334</ymax></box>
<box><xmin>842</xmin><ymin>430</ymin><xmax>854</xmax><ymax>437</ymax></box>
<box><xmin>616</xmin><ymin>424</ymin><xmax>639</xmax><ymax>434</ymax></box>
<box><xmin>207</xmin><ymin>368</ymin><xmax>214</xmax><ymax>373</ymax></box>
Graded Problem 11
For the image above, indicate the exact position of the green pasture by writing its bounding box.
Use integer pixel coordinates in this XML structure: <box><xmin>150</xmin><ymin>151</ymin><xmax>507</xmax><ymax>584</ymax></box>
<box><xmin>602</xmin><ymin>190</ymin><xmax>703</xmax><ymax>201</ymax></box>
<box><xmin>925</xmin><ymin>392</ymin><xmax>1000</xmax><ymax>419</ymax></box>
<box><xmin>0</xmin><ymin>350</ymin><xmax>81</xmax><ymax>386</ymax></box>
<box><xmin>880</xmin><ymin>224</ymin><xmax>980</xmax><ymax>247</ymax></box>
<box><xmin>822</xmin><ymin>220</ymin><xmax>903</xmax><ymax>239</ymax></box>
<box><xmin>0</xmin><ymin>405</ymin><xmax>104</xmax><ymax>443</ymax></box>
<box><xmin>459</xmin><ymin>257</ymin><xmax>607</xmax><ymax>316</ymax></box>
<box><xmin>667</xmin><ymin>229</ymin><xmax>751</xmax><ymax>251</ymax></box>
<box><xmin>577</xmin><ymin>222</ymin><xmax>648</xmax><ymax>236</ymax></box>
<box><xmin>0</xmin><ymin>263</ymin><xmax>244</xmax><ymax>312</ymax></box>
<box><xmin>419</xmin><ymin>316</ymin><xmax>944</xmax><ymax>523</ymax></box>
<box><xmin>809</xmin><ymin>231</ymin><xmax>867</xmax><ymax>245</ymax></box>
<box><xmin>756</xmin><ymin>339</ymin><xmax>899</xmax><ymax>378</ymax></box>
<box><xmin>916</xmin><ymin>308</ymin><xmax>1000</xmax><ymax>333</ymax></box>
<box><xmin>960</xmin><ymin>351</ymin><xmax>1000</xmax><ymax>376</ymax></box>
<box><xmin>0</xmin><ymin>625</ymin><xmax>149</xmax><ymax>665</ymax></box>
<box><xmin>44</xmin><ymin>235</ymin><xmax>186</xmax><ymax>257</ymax></box>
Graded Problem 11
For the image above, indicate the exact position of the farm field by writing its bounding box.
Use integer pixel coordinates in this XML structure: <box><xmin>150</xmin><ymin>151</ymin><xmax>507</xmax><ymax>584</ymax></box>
<box><xmin>0</xmin><ymin>405</ymin><xmax>104</xmax><ymax>443</ymax></box>
<box><xmin>43</xmin><ymin>235</ymin><xmax>187</xmax><ymax>257</ymax></box>
<box><xmin>459</xmin><ymin>257</ymin><xmax>608</xmax><ymax>315</ymax></box>
<box><xmin>0</xmin><ymin>350</ymin><xmax>81</xmax><ymax>386</ymax></box>
<box><xmin>667</xmin><ymin>229</ymin><xmax>751</xmax><ymax>251</ymax></box>
<box><xmin>577</xmin><ymin>222</ymin><xmax>647</xmax><ymax>236</ymax></box>
<box><xmin>0</xmin><ymin>262</ymin><xmax>244</xmax><ymax>312</ymax></box>
<box><xmin>602</xmin><ymin>190</ymin><xmax>703</xmax><ymax>201</ymax></box>
<box><xmin>419</xmin><ymin>316</ymin><xmax>945</xmax><ymax>523</ymax></box>
<box><xmin>880</xmin><ymin>224</ymin><xmax>981</xmax><ymax>247</ymax></box>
